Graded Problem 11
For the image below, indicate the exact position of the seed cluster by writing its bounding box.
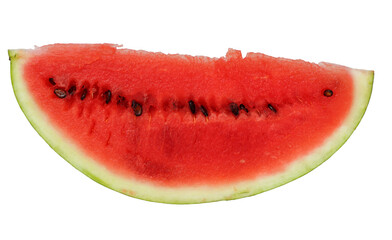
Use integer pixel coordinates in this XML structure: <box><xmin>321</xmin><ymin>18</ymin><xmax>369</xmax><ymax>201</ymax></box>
<box><xmin>49</xmin><ymin>78</ymin><xmax>145</xmax><ymax>117</ymax></box>
<box><xmin>49</xmin><ymin>77</ymin><xmax>334</xmax><ymax>119</ymax></box>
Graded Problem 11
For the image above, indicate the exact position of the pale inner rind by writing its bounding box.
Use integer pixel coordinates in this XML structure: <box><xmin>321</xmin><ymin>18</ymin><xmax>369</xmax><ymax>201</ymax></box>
<box><xmin>10</xmin><ymin>50</ymin><xmax>373</xmax><ymax>204</ymax></box>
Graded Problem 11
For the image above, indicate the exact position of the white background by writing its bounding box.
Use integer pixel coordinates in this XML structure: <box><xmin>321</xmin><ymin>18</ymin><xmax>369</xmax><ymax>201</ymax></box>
<box><xmin>0</xmin><ymin>0</ymin><xmax>391</xmax><ymax>239</ymax></box>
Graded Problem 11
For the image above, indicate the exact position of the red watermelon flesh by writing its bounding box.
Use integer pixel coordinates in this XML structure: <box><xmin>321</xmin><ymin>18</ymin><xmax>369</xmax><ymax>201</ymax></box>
<box><xmin>9</xmin><ymin>44</ymin><xmax>373</xmax><ymax>203</ymax></box>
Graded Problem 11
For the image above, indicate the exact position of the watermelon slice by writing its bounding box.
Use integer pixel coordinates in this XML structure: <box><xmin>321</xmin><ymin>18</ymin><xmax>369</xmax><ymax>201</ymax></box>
<box><xmin>9</xmin><ymin>44</ymin><xmax>373</xmax><ymax>203</ymax></box>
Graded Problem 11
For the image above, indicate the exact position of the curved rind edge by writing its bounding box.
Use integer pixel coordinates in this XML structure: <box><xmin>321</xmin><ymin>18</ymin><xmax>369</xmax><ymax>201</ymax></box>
<box><xmin>9</xmin><ymin>49</ymin><xmax>374</xmax><ymax>204</ymax></box>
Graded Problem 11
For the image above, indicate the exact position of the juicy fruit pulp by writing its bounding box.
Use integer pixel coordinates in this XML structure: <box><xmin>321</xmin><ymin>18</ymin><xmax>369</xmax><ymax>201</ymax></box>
<box><xmin>9</xmin><ymin>44</ymin><xmax>373</xmax><ymax>203</ymax></box>
<box><xmin>20</xmin><ymin>46</ymin><xmax>353</xmax><ymax>185</ymax></box>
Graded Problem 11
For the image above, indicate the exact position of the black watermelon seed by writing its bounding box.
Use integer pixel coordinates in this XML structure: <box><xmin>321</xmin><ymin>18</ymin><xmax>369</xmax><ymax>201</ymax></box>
<box><xmin>229</xmin><ymin>103</ymin><xmax>239</xmax><ymax>116</ymax></box>
<box><xmin>132</xmin><ymin>100</ymin><xmax>143</xmax><ymax>116</ymax></box>
<box><xmin>324</xmin><ymin>89</ymin><xmax>333</xmax><ymax>97</ymax></box>
<box><xmin>200</xmin><ymin>105</ymin><xmax>208</xmax><ymax>117</ymax></box>
<box><xmin>103</xmin><ymin>90</ymin><xmax>112</xmax><ymax>104</ymax></box>
<box><xmin>188</xmin><ymin>100</ymin><xmax>196</xmax><ymax>114</ymax></box>
<box><xmin>239</xmin><ymin>104</ymin><xmax>249</xmax><ymax>113</ymax></box>
<box><xmin>54</xmin><ymin>89</ymin><xmax>66</xmax><ymax>98</ymax></box>
<box><xmin>268</xmin><ymin>104</ymin><xmax>277</xmax><ymax>113</ymax></box>
<box><xmin>68</xmin><ymin>86</ymin><xmax>76</xmax><ymax>95</ymax></box>
<box><xmin>49</xmin><ymin>78</ymin><xmax>56</xmax><ymax>86</ymax></box>
<box><xmin>81</xmin><ymin>88</ymin><xmax>88</xmax><ymax>101</ymax></box>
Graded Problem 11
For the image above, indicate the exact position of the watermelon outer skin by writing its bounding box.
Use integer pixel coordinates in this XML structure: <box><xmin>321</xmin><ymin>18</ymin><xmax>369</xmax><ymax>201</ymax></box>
<box><xmin>9</xmin><ymin>48</ymin><xmax>373</xmax><ymax>204</ymax></box>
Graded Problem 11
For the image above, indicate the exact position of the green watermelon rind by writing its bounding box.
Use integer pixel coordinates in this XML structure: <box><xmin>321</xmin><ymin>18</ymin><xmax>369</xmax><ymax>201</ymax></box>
<box><xmin>9</xmin><ymin>49</ymin><xmax>374</xmax><ymax>204</ymax></box>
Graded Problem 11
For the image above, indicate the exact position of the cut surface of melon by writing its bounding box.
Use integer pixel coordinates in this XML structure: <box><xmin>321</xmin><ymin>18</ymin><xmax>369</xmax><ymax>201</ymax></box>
<box><xmin>9</xmin><ymin>46</ymin><xmax>373</xmax><ymax>203</ymax></box>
